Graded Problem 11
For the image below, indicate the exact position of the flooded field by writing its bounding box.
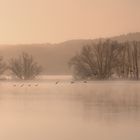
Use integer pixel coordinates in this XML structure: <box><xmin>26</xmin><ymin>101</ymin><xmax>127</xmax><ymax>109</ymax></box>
<box><xmin>0</xmin><ymin>77</ymin><xmax>140</xmax><ymax>140</ymax></box>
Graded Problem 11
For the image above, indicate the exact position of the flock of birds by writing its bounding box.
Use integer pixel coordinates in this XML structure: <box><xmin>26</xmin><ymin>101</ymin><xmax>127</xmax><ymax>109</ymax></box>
<box><xmin>13</xmin><ymin>84</ymin><xmax>39</xmax><ymax>87</ymax></box>
<box><xmin>56</xmin><ymin>80</ymin><xmax>87</xmax><ymax>84</ymax></box>
<box><xmin>13</xmin><ymin>80</ymin><xmax>87</xmax><ymax>87</ymax></box>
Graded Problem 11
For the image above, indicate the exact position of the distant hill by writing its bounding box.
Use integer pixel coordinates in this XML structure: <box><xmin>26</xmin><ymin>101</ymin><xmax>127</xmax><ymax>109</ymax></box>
<box><xmin>0</xmin><ymin>32</ymin><xmax>140</xmax><ymax>75</ymax></box>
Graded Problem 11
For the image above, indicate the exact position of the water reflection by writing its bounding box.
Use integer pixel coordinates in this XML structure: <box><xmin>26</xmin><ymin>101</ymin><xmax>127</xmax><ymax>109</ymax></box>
<box><xmin>1</xmin><ymin>82</ymin><xmax>140</xmax><ymax>121</ymax></box>
<box><xmin>66</xmin><ymin>83</ymin><xmax>140</xmax><ymax>122</ymax></box>
<box><xmin>77</xmin><ymin>92</ymin><xmax>140</xmax><ymax>121</ymax></box>
<box><xmin>0</xmin><ymin>82</ymin><xmax>140</xmax><ymax>140</ymax></box>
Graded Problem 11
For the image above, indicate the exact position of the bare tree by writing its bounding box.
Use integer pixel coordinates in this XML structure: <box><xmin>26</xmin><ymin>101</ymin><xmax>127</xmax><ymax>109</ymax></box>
<box><xmin>70</xmin><ymin>40</ymin><xmax>140</xmax><ymax>80</ymax></box>
<box><xmin>116</xmin><ymin>41</ymin><xmax>140</xmax><ymax>80</ymax></box>
<box><xmin>9</xmin><ymin>52</ymin><xmax>42</xmax><ymax>80</ymax></box>
<box><xmin>69</xmin><ymin>40</ymin><xmax>120</xmax><ymax>80</ymax></box>
<box><xmin>69</xmin><ymin>47</ymin><xmax>96</xmax><ymax>79</ymax></box>
<box><xmin>133</xmin><ymin>41</ymin><xmax>139</xmax><ymax>80</ymax></box>
<box><xmin>0</xmin><ymin>56</ymin><xmax>6</xmax><ymax>75</ymax></box>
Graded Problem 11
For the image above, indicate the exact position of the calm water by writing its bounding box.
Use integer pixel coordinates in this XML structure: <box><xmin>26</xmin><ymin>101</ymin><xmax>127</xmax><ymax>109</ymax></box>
<box><xmin>0</xmin><ymin>79</ymin><xmax>140</xmax><ymax>140</ymax></box>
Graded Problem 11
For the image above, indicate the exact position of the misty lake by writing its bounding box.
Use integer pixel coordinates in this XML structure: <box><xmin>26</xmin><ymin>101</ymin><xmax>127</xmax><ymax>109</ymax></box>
<box><xmin>0</xmin><ymin>76</ymin><xmax>140</xmax><ymax>140</ymax></box>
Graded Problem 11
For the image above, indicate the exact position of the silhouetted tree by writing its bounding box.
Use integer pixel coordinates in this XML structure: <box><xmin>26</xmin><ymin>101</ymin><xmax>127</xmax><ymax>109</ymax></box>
<box><xmin>69</xmin><ymin>40</ymin><xmax>140</xmax><ymax>80</ymax></box>
<box><xmin>0</xmin><ymin>56</ymin><xmax>6</xmax><ymax>75</ymax></box>
<box><xmin>116</xmin><ymin>41</ymin><xmax>140</xmax><ymax>80</ymax></box>
<box><xmin>9</xmin><ymin>52</ymin><xmax>42</xmax><ymax>80</ymax></box>
<box><xmin>69</xmin><ymin>40</ymin><xmax>121</xmax><ymax>80</ymax></box>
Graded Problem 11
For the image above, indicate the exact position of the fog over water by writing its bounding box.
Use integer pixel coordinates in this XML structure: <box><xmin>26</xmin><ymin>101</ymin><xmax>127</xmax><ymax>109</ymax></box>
<box><xmin>0</xmin><ymin>0</ymin><xmax>139</xmax><ymax>139</ymax></box>
<box><xmin>0</xmin><ymin>76</ymin><xmax>140</xmax><ymax>140</ymax></box>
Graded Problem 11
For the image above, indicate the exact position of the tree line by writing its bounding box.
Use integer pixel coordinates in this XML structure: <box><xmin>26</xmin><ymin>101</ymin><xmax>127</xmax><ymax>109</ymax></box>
<box><xmin>0</xmin><ymin>52</ymin><xmax>42</xmax><ymax>80</ymax></box>
<box><xmin>69</xmin><ymin>40</ymin><xmax>140</xmax><ymax>80</ymax></box>
<box><xmin>1</xmin><ymin>40</ymin><xmax>140</xmax><ymax>81</ymax></box>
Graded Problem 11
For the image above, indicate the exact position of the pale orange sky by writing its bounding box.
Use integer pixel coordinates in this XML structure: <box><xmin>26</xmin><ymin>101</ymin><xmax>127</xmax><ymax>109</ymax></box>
<box><xmin>0</xmin><ymin>0</ymin><xmax>140</xmax><ymax>44</ymax></box>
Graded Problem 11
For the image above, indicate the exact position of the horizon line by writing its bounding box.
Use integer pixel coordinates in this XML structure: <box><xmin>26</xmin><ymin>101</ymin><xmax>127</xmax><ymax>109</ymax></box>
<box><xmin>0</xmin><ymin>32</ymin><xmax>139</xmax><ymax>46</ymax></box>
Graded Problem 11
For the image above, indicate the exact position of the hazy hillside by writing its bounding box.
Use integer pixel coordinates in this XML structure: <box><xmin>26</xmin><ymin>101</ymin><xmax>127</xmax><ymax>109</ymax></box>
<box><xmin>0</xmin><ymin>32</ymin><xmax>140</xmax><ymax>75</ymax></box>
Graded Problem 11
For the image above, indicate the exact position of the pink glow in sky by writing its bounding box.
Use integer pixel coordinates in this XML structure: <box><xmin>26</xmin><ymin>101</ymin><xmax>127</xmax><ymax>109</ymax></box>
<box><xmin>0</xmin><ymin>0</ymin><xmax>140</xmax><ymax>44</ymax></box>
